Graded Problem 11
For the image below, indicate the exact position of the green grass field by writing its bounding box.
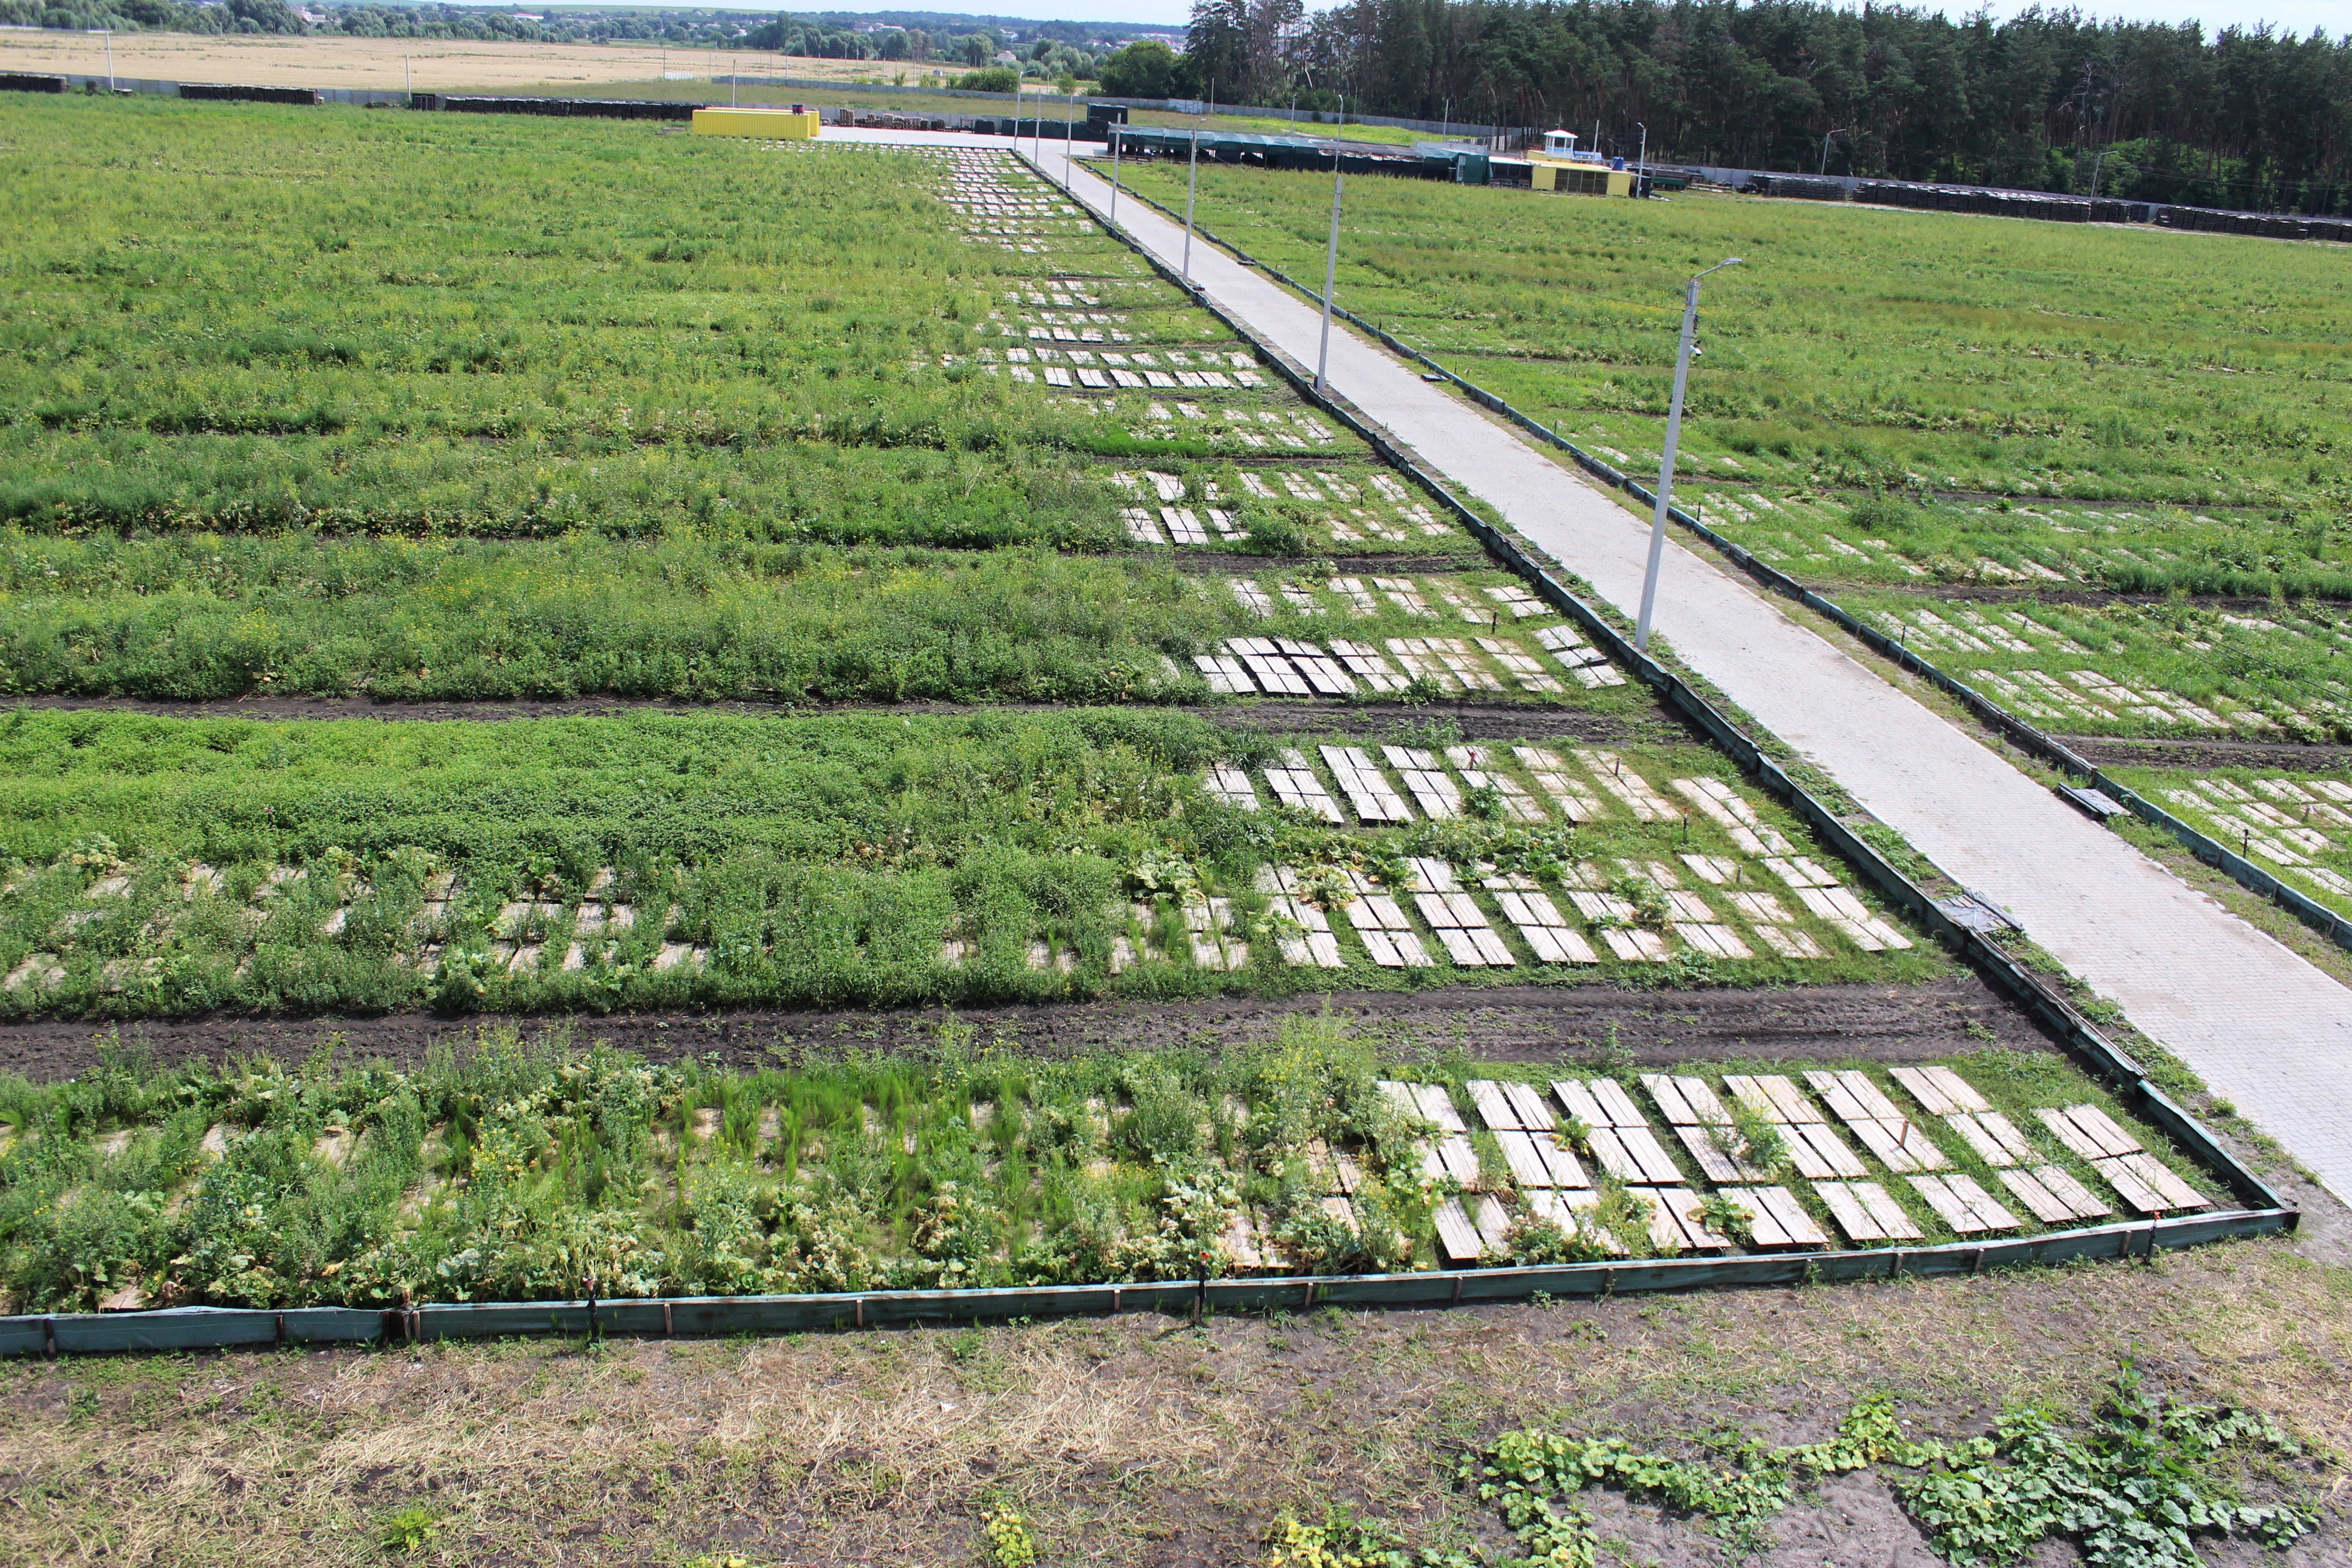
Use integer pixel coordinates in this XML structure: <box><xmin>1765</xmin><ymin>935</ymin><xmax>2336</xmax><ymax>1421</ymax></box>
<box><xmin>0</xmin><ymin>1015</ymin><xmax>2193</xmax><ymax>1313</ymax></box>
<box><xmin>1112</xmin><ymin>159</ymin><xmax>2352</xmax><ymax>755</ymax></box>
<box><xmin>0</xmin><ymin>707</ymin><xmax>1940</xmax><ymax>1018</ymax></box>
<box><xmin>2107</xmin><ymin>762</ymin><xmax>2352</xmax><ymax>917</ymax></box>
<box><xmin>1116</xmin><ymin>161</ymin><xmax>2348</xmax><ymax>523</ymax></box>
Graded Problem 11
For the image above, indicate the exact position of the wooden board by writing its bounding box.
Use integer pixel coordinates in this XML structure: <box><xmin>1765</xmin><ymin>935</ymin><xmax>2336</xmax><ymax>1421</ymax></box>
<box><xmin>1617</xmin><ymin>1125</ymin><xmax>1687</xmax><ymax>1185</ymax></box>
<box><xmin>1720</xmin><ymin>1188</ymin><xmax>1789</xmax><ymax>1248</ymax></box>
<box><xmin>1855</xmin><ymin>1181</ymin><xmax>1924</xmax><ymax>1240</ymax></box>
<box><xmin>1496</xmin><ymin>1129</ymin><xmax>1557</xmax><ymax>1189</ymax></box>
<box><xmin>1467</xmin><ymin>1079</ymin><xmax>1521</xmax><ymax>1131</ymax></box>
<box><xmin>1922</xmin><ymin>1065</ymin><xmax>1994</xmax><ymax>1113</ymax></box>
<box><xmin>1377</xmin><ymin>1080</ymin><xmax>1421</xmax><ymax>1117</ymax></box>
<box><xmin>1473</xmin><ymin>1193</ymin><xmax>1516</xmax><ymax>1249</ymax></box>
<box><xmin>1591</xmin><ymin>1079</ymin><xmax>1646</xmax><ymax>1128</ymax></box>
<box><xmin>1654</xmin><ymin>1187</ymin><xmax>1730</xmax><ymax>1251</ymax></box>
<box><xmin>1676</xmin><ymin>1076</ymin><xmax>1731</xmax><ymax>1126</ymax></box>
<box><xmin>1532</xmin><ymin>1130</ymin><xmax>1590</xmax><ymax>1188</ymax></box>
<box><xmin>1550</xmin><ymin>1079</ymin><xmax>1609</xmax><ymax>1130</ymax></box>
<box><xmin>1943</xmin><ymin>1113</ymin><xmax>2021</xmax><ymax>1168</ymax></box>
<box><xmin>1908</xmin><ymin>1174</ymin><xmax>1981</xmax><ymax>1232</ymax></box>
<box><xmin>1415</xmin><ymin>1083</ymin><xmax>1468</xmax><ymax>1132</ymax></box>
<box><xmin>1890</xmin><ymin>1065</ymin><xmax>1961</xmax><ymax>1116</ymax></box>
<box><xmin>1995</xmin><ymin>1166</ymin><xmax>2077</xmax><ymax>1225</ymax></box>
<box><xmin>1434</xmin><ymin>1197</ymin><xmax>1486</xmax><ymax>1265</ymax></box>
<box><xmin>1803</xmin><ymin>1069</ymin><xmax>1871</xmax><ymax>1124</ymax></box>
<box><xmin>1641</xmin><ymin>1073</ymin><xmax>1698</xmax><ymax>1126</ymax></box>
<box><xmin>1847</xmin><ymin>1117</ymin><xmax>1924</xmax><ymax>1173</ymax></box>
<box><xmin>2133</xmin><ymin>1154</ymin><xmax>2209</xmax><ymax>1210</ymax></box>
<box><xmin>2036</xmin><ymin>1107</ymin><xmax>2107</xmax><ymax>1160</ymax></box>
<box><xmin>1438</xmin><ymin>1133</ymin><xmax>1483</xmax><ymax>1187</ymax></box>
<box><xmin>1542</xmin><ymin>1190</ymin><xmax>1626</xmax><ymax>1255</ymax></box>
<box><xmin>1944</xmin><ymin>1173</ymin><xmax>2020</xmax><ymax>1231</ymax></box>
<box><xmin>2067</xmin><ymin>1103</ymin><xmax>2145</xmax><ymax>1157</ymax></box>
<box><xmin>1676</xmin><ymin>1124</ymin><xmax>1746</xmax><ymax>1185</ymax></box>
<box><xmin>1502</xmin><ymin>1081</ymin><xmax>1555</xmax><ymax>1131</ymax></box>
<box><xmin>1584</xmin><ymin>1126</ymin><xmax>1640</xmax><ymax>1181</ymax></box>
<box><xmin>1785</xmin><ymin>1122</ymin><xmax>1869</xmax><ymax>1180</ymax></box>
<box><xmin>2034</xmin><ymin>1164</ymin><xmax>2113</xmax><ymax>1220</ymax></box>
<box><xmin>1978</xmin><ymin>1112</ymin><xmax>2037</xmax><ymax>1164</ymax></box>
<box><xmin>2092</xmin><ymin>1155</ymin><xmax>2167</xmax><ymax>1214</ymax></box>
<box><xmin>1812</xmin><ymin>1180</ymin><xmax>1883</xmax><ymax>1244</ymax></box>
<box><xmin>1754</xmin><ymin>1074</ymin><xmax>1824</xmax><ymax>1124</ymax></box>
<box><xmin>1752</xmin><ymin>1185</ymin><xmax>1828</xmax><ymax>1247</ymax></box>
<box><xmin>1626</xmin><ymin>1188</ymin><xmax>1690</xmax><ymax>1253</ymax></box>
<box><xmin>1318</xmin><ymin>1194</ymin><xmax>1357</xmax><ymax>1231</ymax></box>
<box><xmin>1722</xmin><ymin>1074</ymin><xmax>1778</xmax><ymax>1120</ymax></box>
<box><xmin>1333</xmin><ymin>1150</ymin><xmax>1365</xmax><ymax>1196</ymax></box>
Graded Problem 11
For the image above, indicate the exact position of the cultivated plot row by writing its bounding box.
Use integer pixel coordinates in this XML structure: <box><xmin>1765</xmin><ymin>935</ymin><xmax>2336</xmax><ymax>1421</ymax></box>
<box><xmin>0</xmin><ymin>1037</ymin><xmax>2217</xmax><ymax>1314</ymax></box>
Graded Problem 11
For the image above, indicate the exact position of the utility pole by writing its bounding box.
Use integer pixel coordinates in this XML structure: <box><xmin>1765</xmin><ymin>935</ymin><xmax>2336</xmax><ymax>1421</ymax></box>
<box><xmin>1636</xmin><ymin>122</ymin><xmax>1646</xmax><ymax>196</ymax></box>
<box><xmin>1637</xmin><ymin>258</ymin><xmax>1741</xmax><ymax>652</ymax></box>
<box><xmin>730</xmin><ymin>55</ymin><xmax>736</xmax><ymax>106</ymax></box>
<box><xmin>103</xmin><ymin>29</ymin><xmax>113</xmax><ymax>91</ymax></box>
<box><xmin>1182</xmin><ymin>127</ymin><xmax>1199</xmax><ymax>285</ymax></box>
<box><xmin>1440</xmin><ymin>97</ymin><xmax>1449</xmax><ymax>141</ymax></box>
<box><xmin>1062</xmin><ymin>88</ymin><xmax>1073</xmax><ymax>185</ymax></box>
<box><xmin>1109</xmin><ymin>123</ymin><xmax>1120</xmax><ymax>222</ymax></box>
<box><xmin>1314</xmin><ymin>100</ymin><xmax>1344</xmax><ymax>394</ymax></box>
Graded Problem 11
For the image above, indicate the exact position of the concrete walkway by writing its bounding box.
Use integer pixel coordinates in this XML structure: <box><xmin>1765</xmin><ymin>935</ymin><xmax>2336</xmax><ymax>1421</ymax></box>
<box><xmin>1007</xmin><ymin>144</ymin><xmax>2352</xmax><ymax>1201</ymax></box>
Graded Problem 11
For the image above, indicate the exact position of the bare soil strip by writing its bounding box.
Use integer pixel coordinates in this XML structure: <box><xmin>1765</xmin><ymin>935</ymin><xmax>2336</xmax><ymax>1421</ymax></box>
<box><xmin>0</xmin><ymin>976</ymin><xmax>2048</xmax><ymax>1082</ymax></box>
<box><xmin>2055</xmin><ymin>733</ymin><xmax>2352</xmax><ymax>773</ymax></box>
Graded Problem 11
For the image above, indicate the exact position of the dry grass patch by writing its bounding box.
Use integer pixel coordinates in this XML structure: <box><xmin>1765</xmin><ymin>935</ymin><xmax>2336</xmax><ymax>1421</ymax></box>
<box><xmin>3</xmin><ymin>1236</ymin><xmax>2345</xmax><ymax>1565</ymax></box>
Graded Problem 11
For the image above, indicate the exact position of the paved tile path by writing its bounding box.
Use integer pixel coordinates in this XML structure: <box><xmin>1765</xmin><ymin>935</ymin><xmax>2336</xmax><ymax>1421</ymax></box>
<box><xmin>988</xmin><ymin>139</ymin><xmax>2352</xmax><ymax>1202</ymax></box>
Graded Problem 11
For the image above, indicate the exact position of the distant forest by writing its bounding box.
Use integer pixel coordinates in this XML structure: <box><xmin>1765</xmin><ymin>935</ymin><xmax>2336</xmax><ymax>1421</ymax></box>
<box><xmin>7</xmin><ymin>0</ymin><xmax>2344</xmax><ymax>211</ymax></box>
<box><xmin>1187</xmin><ymin>0</ymin><xmax>2352</xmax><ymax>213</ymax></box>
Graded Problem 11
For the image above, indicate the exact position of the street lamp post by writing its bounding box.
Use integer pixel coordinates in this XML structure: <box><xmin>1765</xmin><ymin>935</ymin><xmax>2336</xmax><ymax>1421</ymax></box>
<box><xmin>1062</xmin><ymin>88</ymin><xmax>1073</xmax><ymax>184</ymax></box>
<box><xmin>1314</xmin><ymin>100</ymin><xmax>1345</xmax><ymax>394</ymax></box>
<box><xmin>1636</xmin><ymin>122</ymin><xmax>1646</xmax><ymax>196</ymax></box>
<box><xmin>1108</xmin><ymin>123</ymin><xmax>1120</xmax><ymax>222</ymax></box>
<box><xmin>1635</xmin><ymin>257</ymin><xmax>1742</xmax><ymax>652</ymax></box>
<box><xmin>1440</xmin><ymin>97</ymin><xmax>1449</xmax><ymax>141</ymax></box>
<box><xmin>103</xmin><ymin>29</ymin><xmax>113</xmax><ymax>91</ymax></box>
<box><xmin>1182</xmin><ymin>128</ymin><xmax>1199</xmax><ymax>285</ymax></box>
<box><xmin>1819</xmin><ymin>126</ymin><xmax>1849</xmax><ymax>177</ymax></box>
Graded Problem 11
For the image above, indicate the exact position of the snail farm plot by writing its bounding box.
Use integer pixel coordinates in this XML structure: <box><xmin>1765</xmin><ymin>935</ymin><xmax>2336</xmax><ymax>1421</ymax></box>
<box><xmin>0</xmin><ymin>102</ymin><xmax>2256</xmax><ymax>1320</ymax></box>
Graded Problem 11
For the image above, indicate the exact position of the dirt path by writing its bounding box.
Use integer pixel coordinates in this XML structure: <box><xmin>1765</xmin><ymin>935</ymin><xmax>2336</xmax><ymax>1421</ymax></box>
<box><xmin>2</xmin><ymin>1236</ymin><xmax>2341</xmax><ymax>1567</ymax></box>
<box><xmin>0</xmin><ymin>977</ymin><xmax>2044</xmax><ymax>1081</ymax></box>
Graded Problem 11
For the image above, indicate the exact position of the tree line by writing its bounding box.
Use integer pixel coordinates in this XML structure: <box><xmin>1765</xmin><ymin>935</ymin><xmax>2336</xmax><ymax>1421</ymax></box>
<box><xmin>1178</xmin><ymin>0</ymin><xmax>2352</xmax><ymax>214</ymax></box>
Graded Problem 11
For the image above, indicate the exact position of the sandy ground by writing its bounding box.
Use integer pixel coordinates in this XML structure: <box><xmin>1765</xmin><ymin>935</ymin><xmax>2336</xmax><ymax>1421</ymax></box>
<box><xmin>0</xmin><ymin>32</ymin><xmax>1049</xmax><ymax>95</ymax></box>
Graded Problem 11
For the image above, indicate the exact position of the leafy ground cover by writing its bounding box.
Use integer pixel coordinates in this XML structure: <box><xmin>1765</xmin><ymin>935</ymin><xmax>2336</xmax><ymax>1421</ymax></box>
<box><xmin>1110</xmin><ymin>161</ymin><xmax>2352</xmax><ymax>758</ymax></box>
<box><xmin>0</xmin><ymin>540</ymin><xmax>1589</xmax><ymax>705</ymax></box>
<box><xmin>0</xmin><ymin>707</ymin><xmax>1937</xmax><ymax>1018</ymax></box>
<box><xmin>0</xmin><ymin>1016</ymin><xmax>2207</xmax><ymax>1314</ymax></box>
<box><xmin>0</xmin><ymin>100</ymin><xmax>1404</xmax><ymax>535</ymax></box>
<box><xmin>2106</xmin><ymin>763</ymin><xmax>2352</xmax><ymax>919</ymax></box>
<box><xmin>1114</xmin><ymin>161</ymin><xmax>2349</xmax><ymax>525</ymax></box>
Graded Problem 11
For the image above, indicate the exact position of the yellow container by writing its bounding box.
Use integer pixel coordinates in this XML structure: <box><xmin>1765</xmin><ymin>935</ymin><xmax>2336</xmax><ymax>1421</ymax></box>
<box><xmin>691</xmin><ymin>107</ymin><xmax>820</xmax><ymax>139</ymax></box>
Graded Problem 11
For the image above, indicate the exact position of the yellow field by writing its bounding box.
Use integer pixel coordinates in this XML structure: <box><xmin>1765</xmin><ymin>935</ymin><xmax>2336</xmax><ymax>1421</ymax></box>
<box><xmin>0</xmin><ymin>32</ymin><xmax>1072</xmax><ymax>97</ymax></box>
